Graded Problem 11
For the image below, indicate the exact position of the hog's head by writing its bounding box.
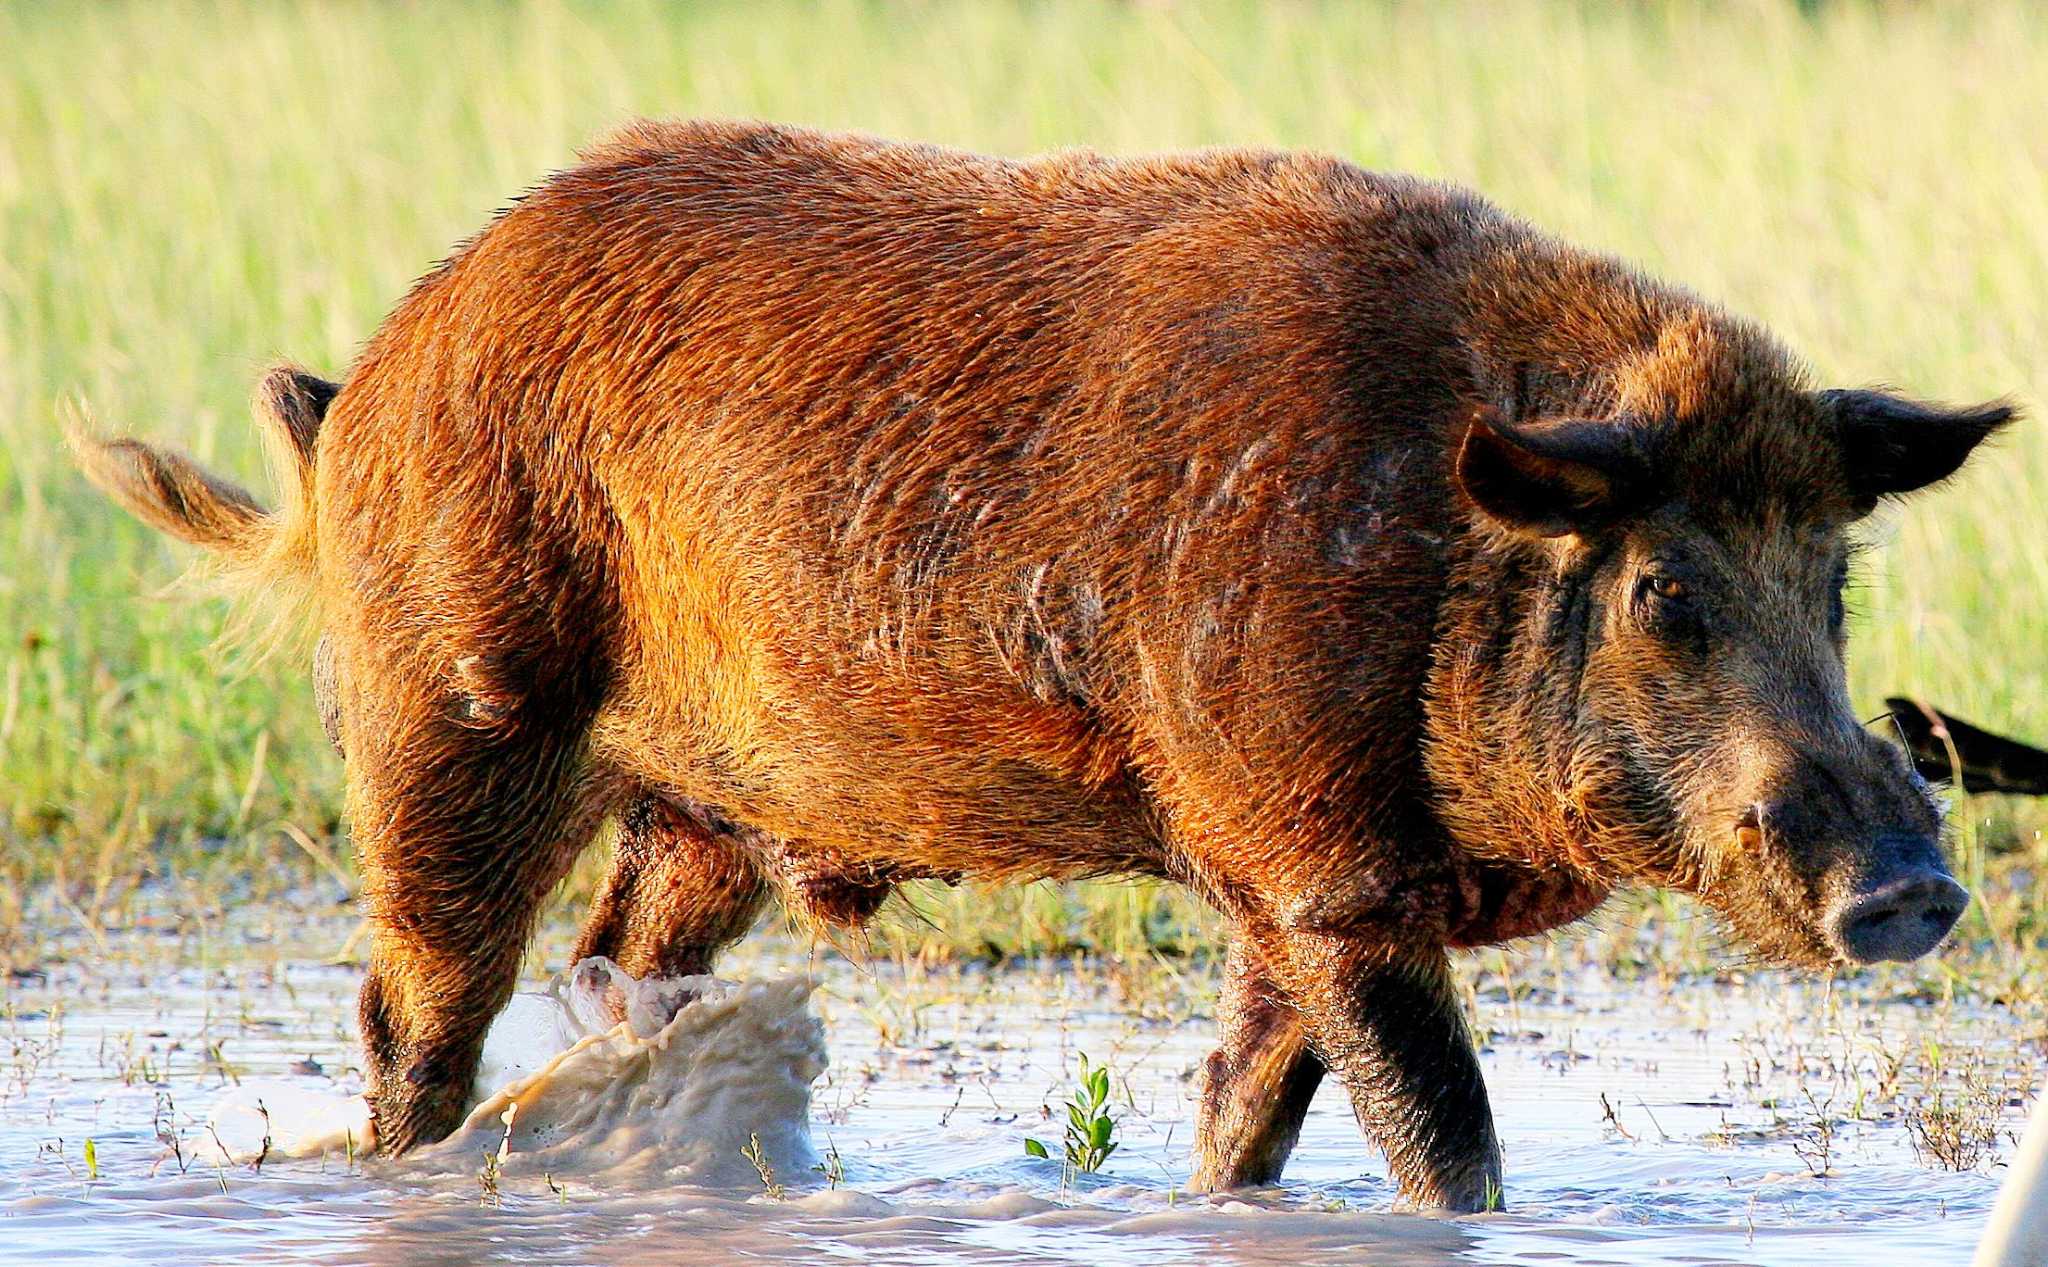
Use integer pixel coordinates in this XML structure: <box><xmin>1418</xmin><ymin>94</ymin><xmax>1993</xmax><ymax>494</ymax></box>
<box><xmin>1450</xmin><ymin>370</ymin><xmax>2013</xmax><ymax>968</ymax></box>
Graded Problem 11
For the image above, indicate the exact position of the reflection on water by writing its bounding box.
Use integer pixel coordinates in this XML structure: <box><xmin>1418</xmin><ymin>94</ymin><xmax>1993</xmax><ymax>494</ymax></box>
<box><xmin>0</xmin><ymin>904</ymin><xmax>2029</xmax><ymax>1267</ymax></box>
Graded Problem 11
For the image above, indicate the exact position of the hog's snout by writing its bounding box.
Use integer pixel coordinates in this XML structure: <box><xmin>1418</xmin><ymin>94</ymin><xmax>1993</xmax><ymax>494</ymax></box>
<box><xmin>1728</xmin><ymin>734</ymin><xmax>1964</xmax><ymax>966</ymax></box>
<box><xmin>1824</xmin><ymin>853</ymin><xmax>1968</xmax><ymax>964</ymax></box>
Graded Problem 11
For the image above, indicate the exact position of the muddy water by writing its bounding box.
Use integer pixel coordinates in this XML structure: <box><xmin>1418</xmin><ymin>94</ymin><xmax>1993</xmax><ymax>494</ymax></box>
<box><xmin>0</xmin><ymin>902</ymin><xmax>2036</xmax><ymax>1266</ymax></box>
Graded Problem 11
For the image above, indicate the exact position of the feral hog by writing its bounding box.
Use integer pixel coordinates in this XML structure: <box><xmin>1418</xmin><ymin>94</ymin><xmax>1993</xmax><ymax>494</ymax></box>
<box><xmin>75</xmin><ymin>121</ymin><xmax>2015</xmax><ymax>1210</ymax></box>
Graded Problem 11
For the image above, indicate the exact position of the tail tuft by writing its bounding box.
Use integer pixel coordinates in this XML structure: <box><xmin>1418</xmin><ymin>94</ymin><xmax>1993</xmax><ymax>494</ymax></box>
<box><xmin>70</xmin><ymin>363</ymin><xmax>341</xmax><ymax>649</ymax></box>
<box><xmin>67</xmin><ymin>428</ymin><xmax>272</xmax><ymax>552</ymax></box>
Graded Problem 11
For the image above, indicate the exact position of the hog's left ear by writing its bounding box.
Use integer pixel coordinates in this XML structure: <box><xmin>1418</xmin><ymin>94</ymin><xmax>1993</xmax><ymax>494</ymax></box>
<box><xmin>1455</xmin><ymin>406</ymin><xmax>1647</xmax><ymax>538</ymax></box>
<box><xmin>1822</xmin><ymin>389</ymin><xmax>2016</xmax><ymax>505</ymax></box>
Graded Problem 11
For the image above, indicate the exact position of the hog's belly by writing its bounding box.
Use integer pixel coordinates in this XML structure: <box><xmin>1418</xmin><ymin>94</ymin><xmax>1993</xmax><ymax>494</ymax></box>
<box><xmin>590</xmin><ymin>677</ymin><xmax>1169</xmax><ymax>886</ymax></box>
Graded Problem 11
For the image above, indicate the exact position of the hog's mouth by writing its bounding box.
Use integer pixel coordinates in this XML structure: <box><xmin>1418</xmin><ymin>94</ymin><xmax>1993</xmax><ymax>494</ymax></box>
<box><xmin>1693</xmin><ymin>851</ymin><xmax>1843</xmax><ymax>972</ymax></box>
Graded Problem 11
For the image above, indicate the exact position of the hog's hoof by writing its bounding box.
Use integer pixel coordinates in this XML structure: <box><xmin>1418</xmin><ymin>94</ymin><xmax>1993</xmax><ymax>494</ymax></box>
<box><xmin>364</xmin><ymin>1065</ymin><xmax>472</xmax><ymax>1155</ymax></box>
<box><xmin>1187</xmin><ymin>1157</ymin><xmax>1285</xmax><ymax>1194</ymax></box>
<box><xmin>1416</xmin><ymin>1163</ymin><xmax>1505</xmax><ymax>1214</ymax></box>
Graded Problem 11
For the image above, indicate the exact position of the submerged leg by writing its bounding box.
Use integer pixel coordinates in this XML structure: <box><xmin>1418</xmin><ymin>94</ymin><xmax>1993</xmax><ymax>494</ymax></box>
<box><xmin>1191</xmin><ymin>931</ymin><xmax>1327</xmax><ymax>1190</ymax></box>
<box><xmin>1266</xmin><ymin>929</ymin><xmax>1502</xmax><ymax>1211</ymax></box>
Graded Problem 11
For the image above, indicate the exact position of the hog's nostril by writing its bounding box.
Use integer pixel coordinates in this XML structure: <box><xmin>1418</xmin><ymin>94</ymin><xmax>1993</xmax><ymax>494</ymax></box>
<box><xmin>1828</xmin><ymin>871</ymin><xmax>1969</xmax><ymax>964</ymax></box>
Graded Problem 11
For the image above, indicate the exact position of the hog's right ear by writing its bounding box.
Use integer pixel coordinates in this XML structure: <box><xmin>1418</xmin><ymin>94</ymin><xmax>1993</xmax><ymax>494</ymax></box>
<box><xmin>1454</xmin><ymin>407</ymin><xmax>1646</xmax><ymax>538</ymax></box>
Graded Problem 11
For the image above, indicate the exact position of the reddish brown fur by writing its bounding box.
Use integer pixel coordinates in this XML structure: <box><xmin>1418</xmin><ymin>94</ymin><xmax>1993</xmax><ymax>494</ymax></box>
<box><xmin>76</xmin><ymin>120</ymin><xmax>2012</xmax><ymax>1210</ymax></box>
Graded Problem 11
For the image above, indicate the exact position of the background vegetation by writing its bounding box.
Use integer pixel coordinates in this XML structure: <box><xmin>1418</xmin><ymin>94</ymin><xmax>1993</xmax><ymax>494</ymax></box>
<box><xmin>3</xmin><ymin>1</ymin><xmax>2043</xmax><ymax>970</ymax></box>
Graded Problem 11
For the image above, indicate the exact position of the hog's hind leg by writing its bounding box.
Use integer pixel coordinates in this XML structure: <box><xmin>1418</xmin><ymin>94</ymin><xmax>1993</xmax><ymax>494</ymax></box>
<box><xmin>572</xmin><ymin>794</ymin><xmax>771</xmax><ymax>980</ymax></box>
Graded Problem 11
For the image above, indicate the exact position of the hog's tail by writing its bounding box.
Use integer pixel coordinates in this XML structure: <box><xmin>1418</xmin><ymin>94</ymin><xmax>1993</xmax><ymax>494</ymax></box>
<box><xmin>68</xmin><ymin>364</ymin><xmax>335</xmax><ymax>647</ymax></box>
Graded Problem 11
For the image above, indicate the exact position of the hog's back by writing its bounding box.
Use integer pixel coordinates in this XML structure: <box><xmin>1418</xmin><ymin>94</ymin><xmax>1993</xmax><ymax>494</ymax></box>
<box><xmin>318</xmin><ymin>121</ymin><xmax>1482</xmax><ymax>884</ymax></box>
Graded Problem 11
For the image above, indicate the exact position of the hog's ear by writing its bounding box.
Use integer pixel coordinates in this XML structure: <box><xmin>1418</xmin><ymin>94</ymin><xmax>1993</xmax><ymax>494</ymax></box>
<box><xmin>1455</xmin><ymin>407</ymin><xmax>1645</xmax><ymax>538</ymax></box>
<box><xmin>1823</xmin><ymin>389</ymin><xmax>2015</xmax><ymax>508</ymax></box>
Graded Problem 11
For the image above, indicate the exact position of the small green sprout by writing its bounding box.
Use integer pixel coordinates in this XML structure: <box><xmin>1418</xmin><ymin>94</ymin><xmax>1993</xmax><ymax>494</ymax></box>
<box><xmin>1482</xmin><ymin>1174</ymin><xmax>1505</xmax><ymax>1213</ymax></box>
<box><xmin>1025</xmin><ymin>1053</ymin><xmax>1119</xmax><ymax>1175</ymax></box>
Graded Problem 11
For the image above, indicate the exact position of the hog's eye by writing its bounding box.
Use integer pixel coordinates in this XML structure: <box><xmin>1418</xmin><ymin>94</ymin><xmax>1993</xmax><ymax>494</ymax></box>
<box><xmin>1635</xmin><ymin>570</ymin><xmax>1700</xmax><ymax>635</ymax></box>
<box><xmin>1638</xmin><ymin>573</ymin><xmax>1688</xmax><ymax>605</ymax></box>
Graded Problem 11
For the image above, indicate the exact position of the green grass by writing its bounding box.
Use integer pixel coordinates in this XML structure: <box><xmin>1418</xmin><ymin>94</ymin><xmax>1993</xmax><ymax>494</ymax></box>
<box><xmin>2</xmin><ymin>1</ymin><xmax>2044</xmax><ymax>972</ymax></box>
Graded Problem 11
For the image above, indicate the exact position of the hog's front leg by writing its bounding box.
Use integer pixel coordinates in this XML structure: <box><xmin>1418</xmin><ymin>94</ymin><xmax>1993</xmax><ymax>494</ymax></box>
<box><xmin>1268</xmin><ymin>930</ymin><xmax>1502</xmax><ymax>1211</ymax></box>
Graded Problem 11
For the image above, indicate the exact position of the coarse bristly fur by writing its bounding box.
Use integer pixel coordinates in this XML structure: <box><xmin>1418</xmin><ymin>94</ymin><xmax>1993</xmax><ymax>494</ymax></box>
<box><xmin>73</xmin><ymin>119</ymin><xmax>2016</xmax><ymax>1211</ymax></box>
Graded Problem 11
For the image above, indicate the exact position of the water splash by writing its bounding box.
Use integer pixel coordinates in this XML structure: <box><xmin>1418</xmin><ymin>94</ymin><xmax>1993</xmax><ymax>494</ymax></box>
<box><xmin>203</xmin><ymin>957</ymin><xmax>827</xmax><ymax>1187</ymax></box>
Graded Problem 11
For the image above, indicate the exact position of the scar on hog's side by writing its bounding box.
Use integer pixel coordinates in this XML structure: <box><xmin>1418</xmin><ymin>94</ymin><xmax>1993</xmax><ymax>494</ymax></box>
<box><xmin>75</xmin><ymin>120</ymin><xmax>2017</xmax><ymax>1211</ymax></box>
